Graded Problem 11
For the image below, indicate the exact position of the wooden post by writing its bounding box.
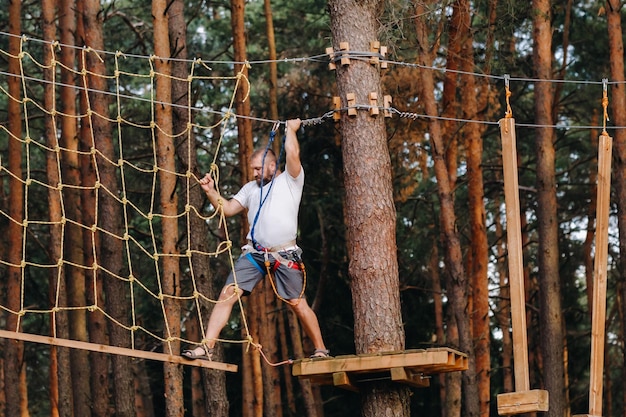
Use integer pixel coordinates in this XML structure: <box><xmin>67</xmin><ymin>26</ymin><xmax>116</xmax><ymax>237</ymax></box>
<box><xmin>497</xmin><ymin>117</ymin><xmax>549</xmax><ymax>415</ymax></box>
<box><xmin>573</xmin><ymin>133</ymin><xmax>613</xmax><ymax>417</ymax></box>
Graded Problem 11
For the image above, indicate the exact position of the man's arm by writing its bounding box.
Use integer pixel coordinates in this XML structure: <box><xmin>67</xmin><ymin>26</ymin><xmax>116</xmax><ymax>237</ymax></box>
<box><xmin>199</xmin><ymin>173</ymin><xmax>244</xmax><ymax>217</ymax></box>
<box><xmin>284</xmin><ymin>119</ymin><xmax>302</xmax><ymax>178</ymax></box>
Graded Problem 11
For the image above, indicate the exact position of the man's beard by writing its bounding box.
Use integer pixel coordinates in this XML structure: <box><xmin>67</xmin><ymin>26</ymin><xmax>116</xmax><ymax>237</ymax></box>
<box><xmin>255</xmin><ymin>176</ymin><xmax>274</xmax><ymax>187</ymax></box>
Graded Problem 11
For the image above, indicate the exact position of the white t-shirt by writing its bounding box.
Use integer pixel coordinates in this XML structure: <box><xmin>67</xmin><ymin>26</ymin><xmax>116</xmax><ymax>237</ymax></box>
<box><xmin>233</xmin><ymin>168</ymin><xmax>304</xmax><ymax>249</ymax></box>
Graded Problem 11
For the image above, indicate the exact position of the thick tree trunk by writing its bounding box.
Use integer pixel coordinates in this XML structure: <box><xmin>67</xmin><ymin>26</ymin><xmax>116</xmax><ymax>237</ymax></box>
<box><xmin>230</xmin><ymin>2</ymin><xmax>258</xmax><ymax>415</ymax></box>
<box><xmin>153</xmin><ymin>1</ymin><xmax>184</xmax><ymax>415</ymax></box>
<box><xmin>167</xmin><ymin>1</ymin><xmax>230</xmax><ymax>415</ymax></box>
<box><xmin>78</xmin><ymin>3</ymin><xmax>112</xmax><ymax>415</ymax></box>
<box><xmin>328</xmin><ymin>1</ymin><xmax>409</xmax><ymax>415</ymax></box>
<box><xmin>5</xmin><ymin>1</ymin><xmax>24</xmax><ymax>415</ymax></box>
<box><xmin>532</xmin><ymin>1</ymin><xmax>566</xmax><ymax>416</ymax></box>
<box><xmin>94</xmin><ymin>53</ymin><xmax>136</xmax><ymax>417</ymax></box>
<box><xmin>59</xmin><ymin>1</ymin><xmax>92</xmax><ymax>415</ymax></box>
<box><xmin>414</xmin><ymin>2</ymin><xmax>479</xmax><ymax>417</ymax></box>
<box><xmin>458</xmin><ymin>0</ymin><xmax>490</xmax><ymax>415</ymax></box>
<box><xmin>605</xmin><ymin>2</ymin><xmax>626</xmax><ymax>415</ymax></box>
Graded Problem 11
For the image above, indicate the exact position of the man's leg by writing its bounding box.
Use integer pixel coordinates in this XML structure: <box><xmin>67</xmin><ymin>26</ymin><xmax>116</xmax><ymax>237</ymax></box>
<box><xmin>289</xmin><ymin>298</ymin><xmax>327</xmax><ymax>354</ymax></box>
<box><xmin>185</xmin><ymin>285</ymin><xmax>241</xmax><ymax>357</ymax></box>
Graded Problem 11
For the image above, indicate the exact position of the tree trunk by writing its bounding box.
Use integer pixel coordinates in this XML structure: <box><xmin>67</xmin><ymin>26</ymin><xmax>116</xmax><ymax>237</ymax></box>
<box><xmin>583</xmin><ymin>114</ymin><xmax>599</xmax><ymax>313</ymax></box>
<box><xmin>230</xmin><ymin>1</ymin><xmax>258</xmax><ymax>415</ymax></box>
<box><xmin>92</xmin><ymin>6</ymin><xmax>136</xmax><ymax>417</ymax></box>
<box><xmin>260</xmin><ymin>5</ymin><xmax>285</xmax><ymax>410</ymax></box>
<box><xmin>288</xmin><ymin>309</ymin><xmax>321</xmax><ymax>417</ymax></box>
<box><xmin>263</xmin><ymin>0</ymin><xmax>280</xmax><ymax>155</ymax></box>
<box><xmin>59</xmin><ymin>1</ymin><xmax>92</xmax><ymax>414</ymax></box>
<box><xmin>414</xmin><ymin>2</ymin><xmax>480</xmax><ymax>417</ymax></box>
<box><xmin>458</xmin><ymin>1</ymin><xmax>490</xmax><ymax>415</ymax></box>
<box><xmin>532</xmin><ymin>2</ymin><xmax>566</xmax><ymax>417</ymax></box>
<box><xmin>260</xmin><ymin>281</ymin><xmax>282</xmax><ymax>417</ymax></box>
<box><xmin>441</xmin><ymin>0</ymin><xmax>462</xmax><ymax>184</ymax></box>
<box><xmin>153</xmin><ymin>1</ymin><xmax>184</xmax><ymax>415</ymax></box>
<box><xmin>495</xmin><ymin>191</ymin><xmax>513</xmax><ymax>393</ymax></box>
<box><xmin>605</xmin><ymin>2</ymin><xmax>626</xmax><ymax>415</ymax></box>
<box><xmin>5</xmin><ymin>1</ymin><xmax>24</xmax><ymax>415</ymax></box>
<box><xmin>42</xmin><ymin>1</ymin><xmax>63</xmax><ymax>416</ymax></box>
<box><xmin>167</xmin><ymin>1</ymin><xmax>230</xmax><ymax>415</ymax></box>
<box><xmin>328</xmin><ymin>1</ymin><xmax>409</xmax><ymax>415</ymax></box>
<box><xmin>77</xmin><ymin>2</ymin><xmax>113</xmax><ymax>415</ymax></box>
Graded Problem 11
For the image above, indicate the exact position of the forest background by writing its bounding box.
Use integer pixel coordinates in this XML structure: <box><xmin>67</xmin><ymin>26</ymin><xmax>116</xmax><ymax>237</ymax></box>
<box><xmin>1</xmin><ymin>0</ymin><xmax>626</xmax><ymax>417</ymax></box>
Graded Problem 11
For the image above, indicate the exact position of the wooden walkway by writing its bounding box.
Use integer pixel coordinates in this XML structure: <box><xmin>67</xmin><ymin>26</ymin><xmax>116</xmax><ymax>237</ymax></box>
<box><xmin>292</xmin><ymin>347</ymin><xmax>467</xmax><ymax>391</ymax></box>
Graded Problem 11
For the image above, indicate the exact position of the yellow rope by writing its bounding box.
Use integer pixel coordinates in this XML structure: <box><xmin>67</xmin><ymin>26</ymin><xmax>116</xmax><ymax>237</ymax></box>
<box><xmin>0</xmin><ymin>34</ymin><xmax>265</xmax><ymax>357</ymax></box>
<box><xmin>602</xmin><ymin>78</ymin><xmax>609</xmax><ymax>135</ymax></box>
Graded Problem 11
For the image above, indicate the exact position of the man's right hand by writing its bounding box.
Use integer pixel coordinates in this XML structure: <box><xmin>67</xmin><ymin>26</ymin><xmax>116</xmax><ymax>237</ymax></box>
<box><xmin>199</xmin><ymin>173</ymin><xmax>215</xmax><ymax>195</ymax></box>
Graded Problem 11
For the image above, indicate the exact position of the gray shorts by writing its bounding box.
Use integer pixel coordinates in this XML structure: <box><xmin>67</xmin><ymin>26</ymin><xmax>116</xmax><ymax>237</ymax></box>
<box><xmin>224</xmin><ymin>249</ymin><xmax>304</xmax><ymax>300</ymax></box>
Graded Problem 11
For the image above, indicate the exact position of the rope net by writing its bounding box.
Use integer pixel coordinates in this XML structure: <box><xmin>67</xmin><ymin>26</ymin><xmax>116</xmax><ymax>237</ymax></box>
<box><xmin>0</xmin><ymin>34</ymin><xmax>257</xmax><ymax>362</ymax></box>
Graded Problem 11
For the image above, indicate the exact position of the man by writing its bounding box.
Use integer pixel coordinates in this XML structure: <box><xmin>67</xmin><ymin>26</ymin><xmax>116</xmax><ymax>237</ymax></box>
<box><xmin>182</xmin><ymin>118</ymin><xmax>329</xmax><ymax>361</ymax></box>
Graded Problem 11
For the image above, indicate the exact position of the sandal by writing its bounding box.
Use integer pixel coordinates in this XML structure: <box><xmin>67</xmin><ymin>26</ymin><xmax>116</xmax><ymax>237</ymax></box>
<box><xmin>182</xmin><ymin>345</ymin><xmax>214</xmax><ymax>361</ymax></box>
<box><xmin>310</xmin><ymin>349</ymin><xmax>331</xmax><ymax>359</ymax></box>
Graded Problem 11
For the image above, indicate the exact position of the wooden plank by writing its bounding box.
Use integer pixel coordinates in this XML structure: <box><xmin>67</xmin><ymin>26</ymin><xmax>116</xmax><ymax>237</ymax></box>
<box><xmin>333</xmin><ymin>372</ymin><xmax>359</xmax><ymax>392</ymax></box>
<box><xmin>497</xmin><ymin>389</ymin><xmax>549</xmax><ymax>416</ymax></box>
<box><xmin>0</xmin><ymin>329</ymin><xmax>237</xmax><ymax>372</ymax></box>
<box><xmin>587</xmin><ymin>134</ymin><xmax>612</xmax><ymax>417</ymax></box>
<box><xmin>293</xmin><ymin>348</ymin><xmax>464</xmax><ymax>377</ymax></box>
<box><xmin>390</xmin><ymin>367</ymin><xmax>429</xmax><ymax>388</ymax></box>
<box><xmin>499</xmin><ymin>117</ymin><xmax>530</xmax><ymax>392</ymax></box>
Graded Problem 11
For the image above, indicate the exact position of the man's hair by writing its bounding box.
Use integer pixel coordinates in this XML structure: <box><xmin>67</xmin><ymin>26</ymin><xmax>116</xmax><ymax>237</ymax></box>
<box><xmin>250</xmin><ymin>148</ymin><xmax>277</xmax><ymax>163</ymax></box>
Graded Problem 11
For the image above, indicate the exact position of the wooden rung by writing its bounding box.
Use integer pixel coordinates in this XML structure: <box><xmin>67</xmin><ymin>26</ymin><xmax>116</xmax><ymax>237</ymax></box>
<box><xmin>572</xmin><ymin>415</ymin><xmax>602</xmax><ymax>417</ymax></box>
<box><xmin>497</xmin><ymin>390</ymin><xmax>549</xmax><ymax>416</ymax></box>
<box><xmin>333</xmin><ymin>371</ymin><xmax>359</xmax><ymax>392</ymax></box>
<box><xmin>390</xmin><ymin>367</ymin><xmax>429</xmax><ymax>388</ymax></box>
<box><xmin>0</xmin><ymin>329</ymin><xmax>237</xmax><ymax>372</ymax></box>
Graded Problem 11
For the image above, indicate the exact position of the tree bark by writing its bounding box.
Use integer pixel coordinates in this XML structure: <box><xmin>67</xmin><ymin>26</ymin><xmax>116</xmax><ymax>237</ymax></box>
<box><xmin>77</xmin><ymin>2</ymin><xmax>112</xmax><ymax>415</ymax></box>
<box><xmin>458</xmin><ymin>0</ymin><xmax>490</xmax><ymax>415</ymax></box>
<box><xmin>605</xmin><ymin>2</ymin><xmax>626</xmax><ymax>415</ymax></box>
<box><xmin>59</xmin><ymin>0</ymin><xmax>93</xmax><ymax>415</ymax></box>
<box><xmin>328</xmin><ymin>1</ymin><xmax>409</xmax><ymax>415</ymax></box>
<box><xmin>230</xmin><ymin>1</ymin><xmax>258</xmax><ymax>415</ymax></box>
<box><xmin>153</xmin><ymin>1</ymin><xmax>184</xmax><ymax>415</ymax></box>
<box><xmin>42</xmin><ymin>1</ymin><xmax>64</xmax><ymax>416</ymax></box>
<box><xmin>263</xmin><ymin>0</ymin><xmax>280</xmax><ymax>156</ymax></box>
<box><xmin>167</xmin><ymin>1</ymin><xmax>230</xmax><ymax>415</ymax></box>
<box><xmin>5</xmin><ymin>1</ymin><xmax>24</xmax><ymax>415</ymax></box>
<box><xmin>532</xmin><ymin>1</ymin><xmax>566</xmax><ymax>416</ymax></box>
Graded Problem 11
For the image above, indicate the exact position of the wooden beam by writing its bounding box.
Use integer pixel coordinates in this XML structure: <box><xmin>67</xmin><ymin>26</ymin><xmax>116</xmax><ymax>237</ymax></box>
<box><xmin>499</xmin><ymin>117</ymin><xmax>531</xmax><ymax>392</ymax></box>
<box><xmin>587</xmin><ymin>133</ymin><xmax>612</xmax><ymax>416</ymax></box>
<box><xmin>333</xmin><ymin>372</ymin><xmax>359</xmax><ymax>392</ymax></box>
<box><xmin>497</xmin><ymin>389</ymin><xmax>549</xmax><ymax>416</ymax></box>
<box><xmin>0</xmin><ymin>329</ymin><xmax>237</xmax><ymax>372</ymax></box>
<box><xmin>390</xmin><ymin>367</ymin><xmax>429</xmax><ymax>388</ymax></box>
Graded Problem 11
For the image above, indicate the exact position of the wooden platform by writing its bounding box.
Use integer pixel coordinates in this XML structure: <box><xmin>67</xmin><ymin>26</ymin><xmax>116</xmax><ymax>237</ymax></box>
<box><xmin>497</xmin><ymin>390</ymin><xmax>549</xmax><ymax>415</ymax></box>
<box><xmin>0</xmin><ymin>329</ymin><xmax>238</xmax><ymax>372</ymax></box>
<box><xmin>292</xmin><ymin>347</ymin><xmax>467</xmax><ymax>391</ymax></box>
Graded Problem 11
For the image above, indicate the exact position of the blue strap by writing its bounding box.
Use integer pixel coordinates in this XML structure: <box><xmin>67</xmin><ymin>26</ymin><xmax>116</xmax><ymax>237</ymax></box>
<box><xmin>250</xmin><ymin>125</ymin><xmax>286</xmax><ymax>250</ymax></box>
<box><xmin>245</xmin><ymin>253</ymin><xmax>266</xmax><ymax>275</ymax></box>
